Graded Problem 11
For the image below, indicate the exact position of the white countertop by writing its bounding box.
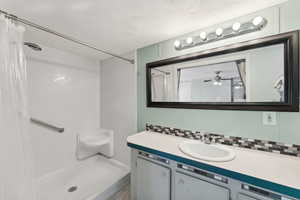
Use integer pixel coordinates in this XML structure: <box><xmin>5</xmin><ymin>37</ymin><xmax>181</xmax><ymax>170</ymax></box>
<box><xmin>127</xmin><ymin>131</ymin><xmax>300</xmax><ymax>190</ymax></box>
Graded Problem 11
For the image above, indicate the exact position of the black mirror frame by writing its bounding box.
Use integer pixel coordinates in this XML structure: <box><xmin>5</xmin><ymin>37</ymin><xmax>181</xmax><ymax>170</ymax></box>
<box><xmin>146</xmin><ymin>31</ymin><xmax>299</xmax><ymax>112</ymax></box>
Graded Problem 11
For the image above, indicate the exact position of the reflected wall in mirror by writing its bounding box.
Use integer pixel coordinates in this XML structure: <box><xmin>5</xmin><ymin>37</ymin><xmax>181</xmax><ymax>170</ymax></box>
<box><xmin>147</xmin><ymin>31</ymin><xmax>299</xmax><ymax>111</ymax></box>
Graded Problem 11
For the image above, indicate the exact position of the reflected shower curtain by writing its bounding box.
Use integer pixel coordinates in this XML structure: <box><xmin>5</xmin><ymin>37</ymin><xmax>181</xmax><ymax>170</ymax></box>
<box><xmin>236</xmin><ymin>60</ymin><xmax>246</xmax><ymax>88</ymax></box>
<box><xmin>151</xmin><ymin>74</ymin><xmax>167</xmax><ymax>101</ymax></box>
<box><xmin>0</xmin><ymin>15</ymin><xmax>36</xmax><ymax>200</ymax></box>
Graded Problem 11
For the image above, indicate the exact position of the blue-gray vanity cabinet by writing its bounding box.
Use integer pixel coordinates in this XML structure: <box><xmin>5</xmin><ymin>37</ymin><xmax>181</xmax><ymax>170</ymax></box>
<box><xmin>130</xmin><ymin>149</ymin><xmax>299</xmax><ymax>200</ymax></box>
<box><xmin>174</xmin><ymin>171</ymin><xmax>230</xmax><ymax>200</ymax></box>
<box><xmin>136</xmin><ymin>157</ymin><xmax>171</xmax><ymax>200</ymax></box>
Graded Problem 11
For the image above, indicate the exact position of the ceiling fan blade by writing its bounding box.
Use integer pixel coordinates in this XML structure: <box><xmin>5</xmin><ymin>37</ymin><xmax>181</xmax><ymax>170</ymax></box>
<box><xmin>221</xmin><ymin>78</ymin><xmax>232</xmax><ymax>80</ymax></box>
<box><xmin>203</xmin><ymin>79</ymin><xmax>212</xmax><ymax>82</ymax></box>
<box><xmin>221</xmin><ymin>76</ymin><xmax>239</xmax><ymax>80</ymax></box>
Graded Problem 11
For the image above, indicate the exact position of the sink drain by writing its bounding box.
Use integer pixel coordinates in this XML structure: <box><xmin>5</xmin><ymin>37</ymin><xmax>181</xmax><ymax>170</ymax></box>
<box><xmin>68</xmin><ymin>186</ymin><xmax>78</xmax><ymax>193</ymax></box>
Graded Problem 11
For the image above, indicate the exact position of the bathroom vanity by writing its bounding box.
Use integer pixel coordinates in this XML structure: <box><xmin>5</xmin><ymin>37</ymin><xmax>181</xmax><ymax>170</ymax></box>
<box><xmin>128</xmin><ymin>132</ymin><xmax>300</xmax><ymax>200</ymax></box>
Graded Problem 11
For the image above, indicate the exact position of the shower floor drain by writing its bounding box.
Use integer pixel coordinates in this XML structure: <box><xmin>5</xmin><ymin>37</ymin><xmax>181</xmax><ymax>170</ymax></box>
<box><xmin>68</xmin><ymin>186</ymin><xmax>78</xmax><ymax>193</ymax></box>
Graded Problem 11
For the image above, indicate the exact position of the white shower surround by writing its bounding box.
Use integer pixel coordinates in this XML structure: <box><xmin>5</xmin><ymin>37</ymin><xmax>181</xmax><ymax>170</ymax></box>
<box><xmin>100</xmin><ymin>52</ymin><xmax>137</xmax><ymax>167</ymax></box>
<box><xmin>26</xmin><ymin>42</ymin><xmax>101</xmax><ymax>178</ymax></box>
<box><xmin>26</xmin><ymin>43</ymin><xmax>129</xmax><ymax>199</ymax></box>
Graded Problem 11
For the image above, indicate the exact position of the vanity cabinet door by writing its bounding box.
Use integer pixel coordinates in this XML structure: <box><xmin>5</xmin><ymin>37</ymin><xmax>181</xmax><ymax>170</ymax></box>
<box><xmin>136</xmin><ymin>158</ymin><xmax>171</xmax><ymax>200</ymax></box>
<box><xmin>174</xmin><ymin>171</ymin><xmax>230</xmax><ymax>200</ymax></box>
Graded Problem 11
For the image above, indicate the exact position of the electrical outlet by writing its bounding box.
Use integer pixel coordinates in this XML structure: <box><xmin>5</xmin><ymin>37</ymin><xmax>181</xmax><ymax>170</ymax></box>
<box><xmin>263</xmin><ymin>112</ymin><xmax>277</xmax><ymax>126</ymax></box>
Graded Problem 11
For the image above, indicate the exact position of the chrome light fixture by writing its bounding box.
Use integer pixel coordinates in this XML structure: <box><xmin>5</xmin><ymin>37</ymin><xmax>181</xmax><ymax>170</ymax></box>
<box><xmin>252</xmin><ymin>16</ymin><xmax>265</xmax><ymax>27</ymax></box>
<box><xmin>213</xmin><ymin>80</ymin><xmax>222</xmax><ymax>86</ymax></box>
<box><xmin>232</xmin><ymin>22</ymin><xmax>241</xmax><ymax>32</ymax></box>
<box><xmin>174</xmin><ymin>40</ymin><xmax>181</xmax><ymax>48</ymax></box>
<box><xmin>186</xmin><ymin>37</ymin><xmax>193</xmax><ymax>45</ymax></box>
<box><xmin>215</xmin><ymin>28</ymin><xmax>224</xmax><ymax>37</ymax></box>
<box><xmin>199</xmin><ymin>32</ymin><xmax>207</xmax><ymax>41</ymax></box>
<box><xmin>174</xmin><ymin>16</ymin><xmax>267</xmax><ymax>50</ymax></box>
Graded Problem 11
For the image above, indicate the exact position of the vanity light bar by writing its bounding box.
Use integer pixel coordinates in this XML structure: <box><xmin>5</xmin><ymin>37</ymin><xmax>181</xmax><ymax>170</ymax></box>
<box><xmin>174</xmin><ymin>16</ymin><xmax>267</xmax><ymax>51</ymax></box>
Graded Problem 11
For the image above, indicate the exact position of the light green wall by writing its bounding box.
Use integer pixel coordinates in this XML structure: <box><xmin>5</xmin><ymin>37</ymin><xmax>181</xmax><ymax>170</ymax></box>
<box><xmin>137</xmin><ymin>0</ymin><xmax>300</xmax><ymax>144</ymax></box>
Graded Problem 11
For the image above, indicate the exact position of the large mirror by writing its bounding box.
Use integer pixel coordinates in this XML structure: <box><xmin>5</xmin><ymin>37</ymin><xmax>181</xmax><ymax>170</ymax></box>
<box><xmin>147</xmin><ymin>31</ymin><xmax>299</xmax><ymax>111</ymax></box>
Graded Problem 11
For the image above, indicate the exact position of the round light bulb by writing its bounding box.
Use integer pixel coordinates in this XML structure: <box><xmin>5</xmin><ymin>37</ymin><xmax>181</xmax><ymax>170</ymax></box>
<box><xmin>186</xmin><ymin>37</ymin><xmax>193</xmax><ymax>45</ymax></box>
<box><xmin>252</xmin><ymin>16</ymin><xmax>264</xmax><ymax>26</ymax></box>
<box><xmin>232</xmin><ymin>22</ymin><xmax>241</xmax><ymax>31</ymax></box>
<box><xmin>200</xmin><ymin>32</ymin><xmax>207</xmax><ymax>40</ymax></box>
<box><xmin>174</xmin><ymin>40</ymin><xmax>181</xmax><ymax>48</ymax></box>
<box><xmin>216</xmin><ymin>28</ymin><xmax>223</xmax><ymax>37</ymax></box>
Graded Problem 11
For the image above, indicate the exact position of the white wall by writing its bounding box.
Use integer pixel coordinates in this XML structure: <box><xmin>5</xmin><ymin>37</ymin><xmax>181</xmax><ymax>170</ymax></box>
<box><xmin>100</xmin><ymin>52</ymin><xmax>137</xmax><ymax>167</ymax></box>
<box><xmin>26</xmin><ymin>45</ymin><xmax>100</xmax><ymax>178</ymax></box>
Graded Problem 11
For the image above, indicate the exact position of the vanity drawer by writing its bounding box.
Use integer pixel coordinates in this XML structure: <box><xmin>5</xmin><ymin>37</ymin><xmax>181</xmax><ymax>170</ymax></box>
<box><xmin>237</xmin><ymin>193</ymin><xmax>277</xmax><ymax>200</ymax></box>
<box><xmin>174</xmin><ymin>171</ymin><xmax>230</xmax><ymax>200</ymax></box>
<box><xmin>238</xmin><ymin>193</ymin><xmax>260</xmax><ymax>200</ymax></box>
<box><xmin>239</xmin><ymin>184</ymin><xmax>296</xmax><ymax>200</ymax></box>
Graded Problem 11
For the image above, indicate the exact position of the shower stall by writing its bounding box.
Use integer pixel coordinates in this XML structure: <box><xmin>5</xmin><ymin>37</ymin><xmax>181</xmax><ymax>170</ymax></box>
<box><xmin>0</xmin><ymin>10</ymin><xmax>131</xmax><ymax>200</ymax></box>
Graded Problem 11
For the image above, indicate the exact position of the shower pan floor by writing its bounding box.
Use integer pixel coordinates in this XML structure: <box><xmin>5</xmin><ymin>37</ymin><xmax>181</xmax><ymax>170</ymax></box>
<box><xmin>36</xmin><ymin>156</ymin><xmax>130</xmax><ymax>200</ymax></box>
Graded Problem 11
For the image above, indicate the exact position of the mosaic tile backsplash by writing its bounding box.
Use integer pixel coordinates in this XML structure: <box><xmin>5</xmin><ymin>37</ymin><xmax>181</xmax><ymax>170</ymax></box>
<box><xmin>146</xmin><ymin>124</ymin><xmax>300</xmax><ymax>157</ymax></box>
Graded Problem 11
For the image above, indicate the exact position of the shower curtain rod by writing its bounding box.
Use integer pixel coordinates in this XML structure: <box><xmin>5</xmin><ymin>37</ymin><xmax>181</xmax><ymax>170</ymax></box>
<box><xmin>0</xmin><ymin>9</ymin><xmax>135</xmax><ymax>64</ymax></box>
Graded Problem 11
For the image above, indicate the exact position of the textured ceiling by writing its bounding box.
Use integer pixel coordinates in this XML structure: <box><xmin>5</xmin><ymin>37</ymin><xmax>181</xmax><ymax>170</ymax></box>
<box><xmin>0</xmin><ymin>0</ymin><xmax>287</xmax><ymax>60</ymax></box>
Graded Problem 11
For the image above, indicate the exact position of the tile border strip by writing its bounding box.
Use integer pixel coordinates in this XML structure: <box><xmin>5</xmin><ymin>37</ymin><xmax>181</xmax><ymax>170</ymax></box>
<box><xmin>146</xmin><ymin>124</ymin><xmax>300</xmax><ymax>158</ymax></box>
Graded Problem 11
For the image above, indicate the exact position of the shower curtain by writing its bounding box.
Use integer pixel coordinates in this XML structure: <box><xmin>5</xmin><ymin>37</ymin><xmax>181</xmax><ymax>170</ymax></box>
<box><xmin>0</xmin><ymin>15</ymin><xmax>36</xmax><ymax>200</ymax></box>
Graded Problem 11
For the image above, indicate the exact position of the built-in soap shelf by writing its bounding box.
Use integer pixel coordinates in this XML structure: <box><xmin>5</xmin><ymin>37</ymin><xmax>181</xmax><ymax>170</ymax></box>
<box><xmin>79</xmin><ymin>135</ymin><xmax>111</xmax><ymax>148</ymax></box>
<box><xmin>76</xmin><ymin>129</ymin><xmax>114</xmax><ymax>160</ymax></box>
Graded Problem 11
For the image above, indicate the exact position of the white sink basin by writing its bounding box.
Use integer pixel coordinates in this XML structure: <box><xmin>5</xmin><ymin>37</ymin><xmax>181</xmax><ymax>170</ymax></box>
<box><xmin>179</xmin><ymin>140</ymin><xmax>235</xmax><ymax>162</ymax></box>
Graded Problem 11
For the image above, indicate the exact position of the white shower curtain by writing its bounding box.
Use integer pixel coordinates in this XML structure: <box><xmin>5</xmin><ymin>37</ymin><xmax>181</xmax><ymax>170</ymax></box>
<box><xmin>0</xmin><ymin>15</ymin><xmax>36</xmax><ymax>200</ymax></box>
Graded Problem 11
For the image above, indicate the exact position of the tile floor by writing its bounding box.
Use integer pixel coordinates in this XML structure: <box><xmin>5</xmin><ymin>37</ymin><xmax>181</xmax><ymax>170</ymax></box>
<box><xmin>108</xmin><ymin>184</ymin><xmax>130</xmax><ymax>200</ymax></box>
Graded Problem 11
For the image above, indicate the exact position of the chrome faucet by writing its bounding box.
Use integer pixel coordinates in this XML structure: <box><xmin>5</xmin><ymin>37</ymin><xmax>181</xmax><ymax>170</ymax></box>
<box><xmin>203</xmin><ymin>136</ymin><xmax>212</xmax><ymax>144</ymax></box>
<box><xmin>202</xmin><ymin>134</ymin><xmax>222</xmax><ymax>144</ymax></box>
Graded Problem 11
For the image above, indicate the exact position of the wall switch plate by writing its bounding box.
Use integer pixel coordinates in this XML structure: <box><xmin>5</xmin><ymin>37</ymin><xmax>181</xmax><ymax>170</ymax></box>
<box><xmin>263</xmin><ymin>112</ymin><xmax>277</xmax><ymax>126</ymax></box>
